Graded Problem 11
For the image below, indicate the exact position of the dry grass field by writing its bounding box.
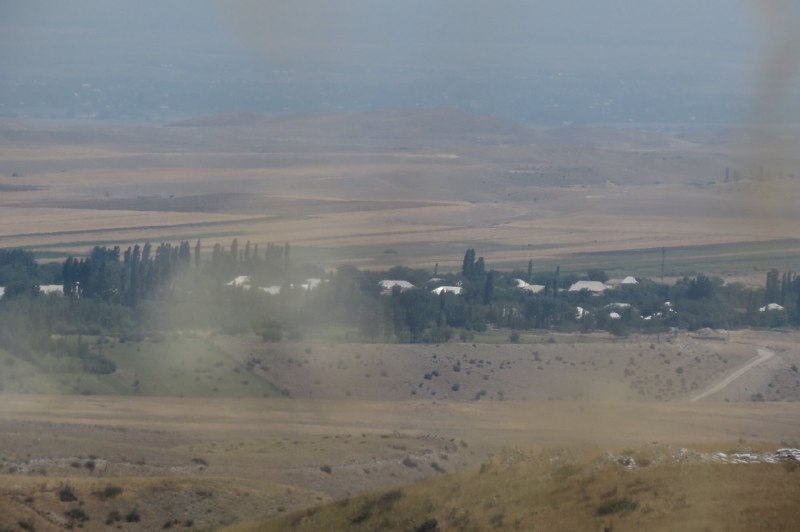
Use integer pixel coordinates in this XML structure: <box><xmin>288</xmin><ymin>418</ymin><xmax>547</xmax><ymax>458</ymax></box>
<box><xmin>0</xmin><ymin>330</ymin><xmax>799</xmax><ymax>530</ymax></box>
<box><xmin>210</xmin><ymin>332</ymin><xmax>780</xmax><ymax>403</ymax></box>
<box><xmin>3</xmin><ymin>112</ymin><xmax>800</xmax><ymax>281</ymax></box>
<box><xmin>235</xmin><ymin>444</ymin><xmax>800</xmax><ymax>532</ymax></box>
<box><xmin>1</xmin><ymin>393</ymin><xmax>799</xmax><ymax>531</ymax></box>
<box><xmin>3</xmin><ymin>111</ymin><xmax>800</xmax><ymax>530</ymax></box>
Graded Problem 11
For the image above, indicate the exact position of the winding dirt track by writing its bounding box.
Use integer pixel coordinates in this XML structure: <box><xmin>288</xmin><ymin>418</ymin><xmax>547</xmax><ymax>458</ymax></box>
<box><xmin>690</xmin><ymin>348</ymin><xmax>775</xmax><ymax>402</ymax></box>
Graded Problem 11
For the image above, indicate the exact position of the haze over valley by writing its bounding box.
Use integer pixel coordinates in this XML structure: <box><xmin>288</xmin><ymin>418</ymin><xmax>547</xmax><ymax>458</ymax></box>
<box><xmin>2</xmin><ymin>2</ymin><xmax>800</xmax><ymax>531</ymax></box>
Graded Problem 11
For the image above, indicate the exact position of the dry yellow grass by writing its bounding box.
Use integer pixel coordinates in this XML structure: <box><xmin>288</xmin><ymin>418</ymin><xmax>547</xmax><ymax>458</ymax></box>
<box><xmin>1</xmin><ymin>333</ymin><xmax>799</xmax><ymax>531</ymax></box>
<box><xmin>233</xmin><ymin>445</ymin><xmax>800</xmax><ymax>532</ymax></box>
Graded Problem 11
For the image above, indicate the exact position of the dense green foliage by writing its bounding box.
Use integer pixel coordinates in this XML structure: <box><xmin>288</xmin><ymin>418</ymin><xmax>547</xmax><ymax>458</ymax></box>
<box><xmin>0</xmin><ymin>243</ymin><xmax>798</xmax><ymax>375</ymax></box>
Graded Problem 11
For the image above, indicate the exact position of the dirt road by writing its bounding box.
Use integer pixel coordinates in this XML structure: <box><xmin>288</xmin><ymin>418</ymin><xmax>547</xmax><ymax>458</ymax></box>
<box><xmin>690</xmin><ymin>348</ymin><xmax>775</xmax><ymax>402</ymax></box>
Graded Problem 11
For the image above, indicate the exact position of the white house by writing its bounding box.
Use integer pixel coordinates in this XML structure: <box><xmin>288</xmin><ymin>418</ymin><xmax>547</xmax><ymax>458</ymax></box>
<box><xmin>760</xmin><ymin>303</ymin><xmax>785</xmax><ymax>312</ymax></box>
<box><xmin>621</xmin><ymin>276</ymin><xmax>638</xmax><ymax>285</ymax></box>
<box><xmin>431</xmin><ymin>286</ymin><xmax>463</xmax><ymax>295</ymax></box>
<box><xmin>514</xmin><ymin>279</ymin><xmax>546</xmax><ymax>294</ymax></box>
<box><xmin>226</xmin><ymin>275</ymin><xmax>251</xmax><ymax>289</ymax></box>
<box><xmin>39</xmin><ymin>285</ymin><xmax>64</xmax><ymax>295</ymax></box>
<box><xmin>300</xmin><ymin>278</ymin><xmax>322</xmax><ymax>290</ymax></box>
<box><xmin>568</xmin><ymin>280</ymin><xmax>609</xmax><ymax>294</ymax></box>
<box><xmin>379</xmin><ymin>280</ymin><xmax>415</xmax><ymax>295</ymax></box>
<box><xmin>258</xmin><ymin>285</ymin><xmax>282</xmax><ymax>295</ymax></box>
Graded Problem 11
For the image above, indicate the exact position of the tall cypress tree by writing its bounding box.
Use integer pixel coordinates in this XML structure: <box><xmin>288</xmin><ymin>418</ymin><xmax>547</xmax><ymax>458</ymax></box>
<box><xmin>462</xmin><ymin>248</ymin><xmax>475</xmax><ymax>278</ymax></box>
<box><xmin>483</xmin><ymin>270</ymin><xmax>495</xmax><ymax>305</ymax></box>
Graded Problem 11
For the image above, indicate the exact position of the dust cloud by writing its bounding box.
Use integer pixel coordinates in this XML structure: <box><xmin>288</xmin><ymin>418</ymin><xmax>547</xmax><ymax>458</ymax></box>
<box><xmin>750</xmin><ymin>0</ymin><xmax>800</xmax><ymax>122</ymax></box>
<box><xmin>735</xmin><ymin>1</ymin><xmax>800</xmax><ymax>219</ymax></box>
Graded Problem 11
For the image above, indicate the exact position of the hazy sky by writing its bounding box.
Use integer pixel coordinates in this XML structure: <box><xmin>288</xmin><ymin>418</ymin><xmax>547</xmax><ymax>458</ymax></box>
<box><xmin>0</xmin><ymin>0</ymin><xmax>794</xmax><ymax>123</ymax></box>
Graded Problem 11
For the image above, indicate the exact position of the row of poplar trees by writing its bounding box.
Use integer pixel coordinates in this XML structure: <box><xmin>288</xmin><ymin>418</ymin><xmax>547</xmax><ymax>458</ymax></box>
<box><xmin>62</xmin><ymin>241</ymin><xmax>192</xmax><ymax>306</ymax></box>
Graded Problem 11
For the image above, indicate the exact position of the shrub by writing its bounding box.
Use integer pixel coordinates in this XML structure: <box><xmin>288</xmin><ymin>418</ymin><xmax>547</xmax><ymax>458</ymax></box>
<box><xmin>401</xmin><ymin>456</ymin><xmax>418</xmax><ymax>468</ymax></box>
<box><xmin>105</xmin><ymin>511</ymin><xmax>122</xmax><ymax>525</ymax></box>
<box><xmin>64</xmin><ymin>508</ymin><xmax>89</xmax><ymax>523</ymax></box>
<box><xmin>378</xmin><ymin>489</ymin><xmax>403</xmax><ymax>509</ymax></box>
<box><xmin>261</xmin><ymin>322</ymin><xmax>282</xmax><ymax>342</ymax></box>
<box><xmin>416</xmin><ymin>518</ymin><xmax>439</xmax><ymax>532</ymax></box>
<box><xmin>93</xmin><ymin>485</ymin><xmax>122</xmax><ymax>499</ymax></box>
<box><xmin>125</xmin><ymin>509</ymin><xmax>141</xmax><ymax>523</ymax></box>
<box><xmin>83</xmin><ymin>354</ymin><xmax>116</xmax><ymax>374</ymax></box>
<box><xmin>59</xmin><ymin>484</ymin><xmax>77</xmax><ymax>502</ymax></box>
<box><xmin>596</xmin><ymin>497</ymin><xmax>639</xmax><ymax>516</ymax></box>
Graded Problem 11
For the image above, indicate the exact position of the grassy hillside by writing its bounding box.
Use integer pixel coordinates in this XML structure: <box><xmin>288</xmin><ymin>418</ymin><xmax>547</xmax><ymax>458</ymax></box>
<box><xmin>0</xmin><ymin>334</ymin><xmax>283</xmax><ymax>397</ymax></box>
<box><xmin>230</xmin><ymin>444</ymin><xmax>800</xmax><ymax>532</ymax></box>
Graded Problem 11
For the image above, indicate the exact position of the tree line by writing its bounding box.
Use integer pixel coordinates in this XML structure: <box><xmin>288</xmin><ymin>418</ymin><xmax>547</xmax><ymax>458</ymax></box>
<box><xmin>0</xmin><ymin>243</ymin><xmax>799</xmax><ymax>363</ymax></box>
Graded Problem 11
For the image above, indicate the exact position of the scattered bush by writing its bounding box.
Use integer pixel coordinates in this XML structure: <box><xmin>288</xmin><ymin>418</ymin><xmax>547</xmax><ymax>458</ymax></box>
<box><xmin>93</xmin><ymin>485</ymin><xmax>123</xmax><ymax>499</ymax></box>
<box><xmin>350</xmin><ymin>502</ymin><xmax>374</xmax><ymax>525</ymax></box>
<box><xmin>83</xmin><ymin>354</ymin><xmax>116</xmax><ymax>374</ymax></box>
<box><xmin>64</xmin><ymin>508</ymin><xmax>89</xmax><ymax>524</ymax></box>
<box><xmin>416</xmin><ymin>518</ymin><xmax>439</xmax><ymax>532</ymax></box>
<box><xmin>125</xmin><ymin>509</ymin><xmax>141</xmax><ymax>523</ymax></box>
<box><xmin>320</xmin><ymin>465</ymin><xmax>332</xmax><ymax>474</ymax></box>
<box><xmin>596</xmin><ymin>497</ymin><xmax>639</xmax><ymax>516</ymax></box>
<box><xmin>378</xmin><ymin>489</ymin><xmax>403</xmax><ymax>508</ymax></box>
<box><xmin>261</xmin><ymin>322</ymin><xmax>282</xmax><ymax>342</ymax></box>
<box><xmin>58</xmin><ymin>484</ymin><xmax>77</xmax><ymax>502</ymax></box>
<box><xmin>105</xmin><ymin>511</ymin><xmax>121</xmax><ymax>525</ymax></box>
<box><xmin>401</xmin><ymin>456</ymin><xmax>418</xmax><ymax>468</ymax></box>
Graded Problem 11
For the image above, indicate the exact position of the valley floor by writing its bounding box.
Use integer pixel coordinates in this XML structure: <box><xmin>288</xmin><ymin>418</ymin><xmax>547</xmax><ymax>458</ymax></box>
<box><xmin>1</xmin><ymin>392</ymin><xmax>800</xmax><ymax>530</ymax></box>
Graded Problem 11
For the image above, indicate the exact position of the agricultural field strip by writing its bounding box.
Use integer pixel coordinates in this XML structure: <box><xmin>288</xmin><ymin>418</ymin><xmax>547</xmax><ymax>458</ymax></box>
<box><xmin>0</xmin><ymin>215</ymin><xmax>274</xmax><ymax>242</ymax></box>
